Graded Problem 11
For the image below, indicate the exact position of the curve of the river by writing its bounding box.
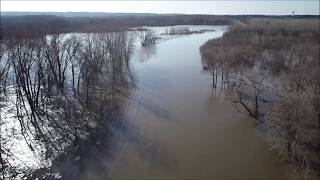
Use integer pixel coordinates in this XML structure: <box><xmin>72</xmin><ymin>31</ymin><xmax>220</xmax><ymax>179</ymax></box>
<box><xmin>107</xmin><ymin>26</ymin><xmax>289</xmax><ymax>179</ymax></box>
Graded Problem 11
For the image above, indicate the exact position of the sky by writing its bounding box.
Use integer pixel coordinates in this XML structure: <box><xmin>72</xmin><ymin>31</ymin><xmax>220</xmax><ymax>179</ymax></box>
<box><xmin>1</xmin><ymin>1</ymin><xmax>319</xmax><ymax>15</ymax></box>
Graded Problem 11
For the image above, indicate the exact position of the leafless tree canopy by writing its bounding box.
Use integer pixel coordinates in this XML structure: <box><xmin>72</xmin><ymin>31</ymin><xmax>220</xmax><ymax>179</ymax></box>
<box><xmin>0</xmin><ymin>32</ymin><xmax>136</xmax><ymax>178</ymax></box>
<box><xmin>138</xmin><ymin>29</ymin><xmax>157</xmax><ymax>47</ymax></box>
<box><xmin>200</xmin><ymin>19</ymin><xmax>320</xmax><ymax>179</ymax></box>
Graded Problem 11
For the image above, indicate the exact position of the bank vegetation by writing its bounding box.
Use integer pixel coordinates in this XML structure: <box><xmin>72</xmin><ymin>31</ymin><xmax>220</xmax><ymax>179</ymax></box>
<box><xmin>200</xmin><ymin>18</ymin><xmax>320</xmax><ymax>179</ymax></box>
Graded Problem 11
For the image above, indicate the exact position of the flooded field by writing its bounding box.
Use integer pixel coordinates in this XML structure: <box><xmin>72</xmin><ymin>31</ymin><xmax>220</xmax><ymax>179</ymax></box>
<box><xmin>0</xmin><ymin>25</ymin><xmax>290</xmax><ymax>179</ymax></box>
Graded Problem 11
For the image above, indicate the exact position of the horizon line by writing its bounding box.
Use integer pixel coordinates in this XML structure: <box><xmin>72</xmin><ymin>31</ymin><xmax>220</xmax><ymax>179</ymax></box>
<box><xmin>2</xmin><ymin>11</ymin><xmax>319</xmax><ymax>16</ymax></box>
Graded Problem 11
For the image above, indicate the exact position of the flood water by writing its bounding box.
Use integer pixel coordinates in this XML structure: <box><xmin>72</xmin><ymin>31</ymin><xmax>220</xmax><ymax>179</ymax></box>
<box><xmin>0</xmin><ymin>25</ymin><xmax>290</xmax><ymax>179</ymax></box>
<box><xmin>106</xmin><ymin>26</ymin><xmax>289</xmax><ymax>179</ymax></box>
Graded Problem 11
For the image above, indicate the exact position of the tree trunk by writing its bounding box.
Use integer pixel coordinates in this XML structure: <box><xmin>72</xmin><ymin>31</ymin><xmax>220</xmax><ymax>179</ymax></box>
<box><xmin>255</xmin><ymin>95</ymin><xmax>259</xmax><ymax>118</ymax></box>
<box><xmin>287</xmin><ymin>140</ymin><xmax>293</xmax><ymax>158</ymax></box>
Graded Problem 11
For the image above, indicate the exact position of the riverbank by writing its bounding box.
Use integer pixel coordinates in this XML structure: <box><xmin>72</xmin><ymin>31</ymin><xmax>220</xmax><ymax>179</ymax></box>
<box><xmin>200</xmin><ymin>18</ymin><xmax>320</xmax><ymax>179</ymax></box>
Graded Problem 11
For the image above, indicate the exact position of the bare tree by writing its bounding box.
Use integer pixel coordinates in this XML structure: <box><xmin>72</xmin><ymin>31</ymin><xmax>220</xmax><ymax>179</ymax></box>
<box><xmin>139</xmin><ymin>29</ymin><xmax>156</xmax><ymax>47</ymax></box>
<box><xmin>0</xmin><ymin>41</ymin><xmax>11</xmax><ymax>93</ymax></box>
<box><xmin>269</xmin><ymin>95</ymin><xmax>303</xmax><ymax>158</ymax></box>
<box><xmin>228</xmin><ymin>72</ymin><xmax>265</xmax><ymax>119</ymax></box>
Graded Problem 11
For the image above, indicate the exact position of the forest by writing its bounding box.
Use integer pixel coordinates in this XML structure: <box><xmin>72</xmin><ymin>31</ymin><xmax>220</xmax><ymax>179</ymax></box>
<box><xmin>200</xmin><ymin>18</ymin><xmax>320</xmax><ymax>179</ymax></box>
<box><xmin>0</xmin><ymin>32</ymin><xmax>138</xmax><ymax>178</ymax></box>
<box><xmin>1</xmin><ymin>14</ymin><xmax>317</xmax><ymax>39</ymax></box>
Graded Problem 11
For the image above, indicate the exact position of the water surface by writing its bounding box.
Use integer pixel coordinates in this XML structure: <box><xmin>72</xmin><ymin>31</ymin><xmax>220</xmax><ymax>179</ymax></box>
<box><xmin>106</xmin><ymin>26</ymin><xmax>289</xmax><ymax>179</ymax></box>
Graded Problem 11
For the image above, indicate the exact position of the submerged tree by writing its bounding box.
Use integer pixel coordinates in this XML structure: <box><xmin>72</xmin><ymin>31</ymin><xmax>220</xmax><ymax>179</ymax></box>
<box><xmin>139</xmin><ymin>29</ymin><xmax>157</xmax><ymax>47</ymax></box>
<box><xmin>200</xmin><ymin>19</ymin><xmax>320</xmax><ymax>178</ymax></box>
<box><xmin>0</xmin><ymin>31</ymin><xmax>136</xmax><ymax>178</ymax></box>
<box><xmin>229</xmin><ymin>72</ymin><xmax>266</xmax><ymax>119</ymax></box>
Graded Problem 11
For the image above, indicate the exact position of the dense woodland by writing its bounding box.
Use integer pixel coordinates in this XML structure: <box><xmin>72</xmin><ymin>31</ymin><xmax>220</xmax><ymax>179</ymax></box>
<box><xmin>200</xmin><ymin>18</ymin><xmax>320</xmax><ymax>179</ymax></box>
<box><xmin>1</xmin><ymin>14</ymin><xmax>318</xmax><ymax>39</ymax></box>
<box><xmin>0</xmin><ymin>32</ymin><xmax>137</xmax><ymax>178</ymax></box>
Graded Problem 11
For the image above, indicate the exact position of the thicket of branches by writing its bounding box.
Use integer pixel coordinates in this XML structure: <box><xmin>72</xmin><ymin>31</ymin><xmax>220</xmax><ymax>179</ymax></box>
<box><xmin>138</xmin><ymin>29</ymin><xmax>157</xmax><ymax>47</ymax></box>
<box><xmin>0</xmin><ymin>32</ymin><xmax>136</xmax><ymax>178</ymax></box>
<box><xmin>200</xmin><ymin>18</ymin><xmax>320</xmax><ymax>179</ymax></box>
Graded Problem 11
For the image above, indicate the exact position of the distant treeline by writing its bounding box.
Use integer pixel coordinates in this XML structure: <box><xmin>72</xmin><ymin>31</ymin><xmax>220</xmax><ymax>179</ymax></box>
<box><xmin>1</xmin><ymin>13</ymin><xmax>318</xmax><ymax>39</ymax></box>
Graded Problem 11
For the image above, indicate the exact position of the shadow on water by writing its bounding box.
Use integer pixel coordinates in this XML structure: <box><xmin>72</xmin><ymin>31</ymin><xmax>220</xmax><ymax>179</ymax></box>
<box><xmin>108</xmin><ymin>115</ymin><xmax>178</xmax><ymax>173</ymax></box>
<box><xmin>0</xmin><ymin>30</ymin><xmax>176</xmax><ymax>179</ymax></box>
<box><xmin>106</xmin><ymin>26</ymin><xmax>289</xmax><ymax>179</ymax></box>
<box><xmin>129</xmin><ymin>96</ymin><xmax>172</xmax><ymax>121</ymax></box>
<box><xmin>137</xmin><ymin>42</ymin><xmax>157</xmax><ymax>63</ymax></box>
<box><xmin>0</xmin><ymin>32</ymin><xmax>136</xmax><ymax>179</ymax></box>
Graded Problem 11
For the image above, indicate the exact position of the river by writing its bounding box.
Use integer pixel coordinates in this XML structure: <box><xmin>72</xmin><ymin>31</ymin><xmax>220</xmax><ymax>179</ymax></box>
<box><xmin>0</xmin><ymin>25</ymin><xmax>290</xmax><ymax>179</ymax></box>
<box><xmin>105</xmin><ymin>26</ymin><xmax>289</xmax><ymax>179</ymax></box>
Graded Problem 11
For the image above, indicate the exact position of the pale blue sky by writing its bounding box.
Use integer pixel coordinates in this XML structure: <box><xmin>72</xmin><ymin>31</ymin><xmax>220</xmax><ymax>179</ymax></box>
<box><xmin>1</xmin><ymin>1</ymin><xmax>319</xmax><ymax>15</ymax></box>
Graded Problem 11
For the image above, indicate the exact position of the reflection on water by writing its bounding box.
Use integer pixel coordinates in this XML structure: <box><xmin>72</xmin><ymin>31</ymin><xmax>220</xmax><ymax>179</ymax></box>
<box><xmin>107</xmin><ymin>26</ymin><xmax>289</xmax><ymax>179</ymax></box>
<box><xmin>136</xmin><ymin>42</ymin><xmax>157</xmax><ymax>63</ymax></box>
<box><xmin>0</xmin><ymin>26</ymin><xmax>289</xmax><ymax>179</ymax></box>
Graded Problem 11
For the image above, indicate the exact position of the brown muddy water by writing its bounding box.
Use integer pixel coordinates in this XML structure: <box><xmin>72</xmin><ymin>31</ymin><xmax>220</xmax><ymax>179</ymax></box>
<box><xmin>0</xmin><ymin>26</ymin><xmax>290</xmax><ymax>179</ymax></box>
<box><xmin>106</xmin><ymin>26</ymin><xmax>290</xmax><ymax>179</ymax></box>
